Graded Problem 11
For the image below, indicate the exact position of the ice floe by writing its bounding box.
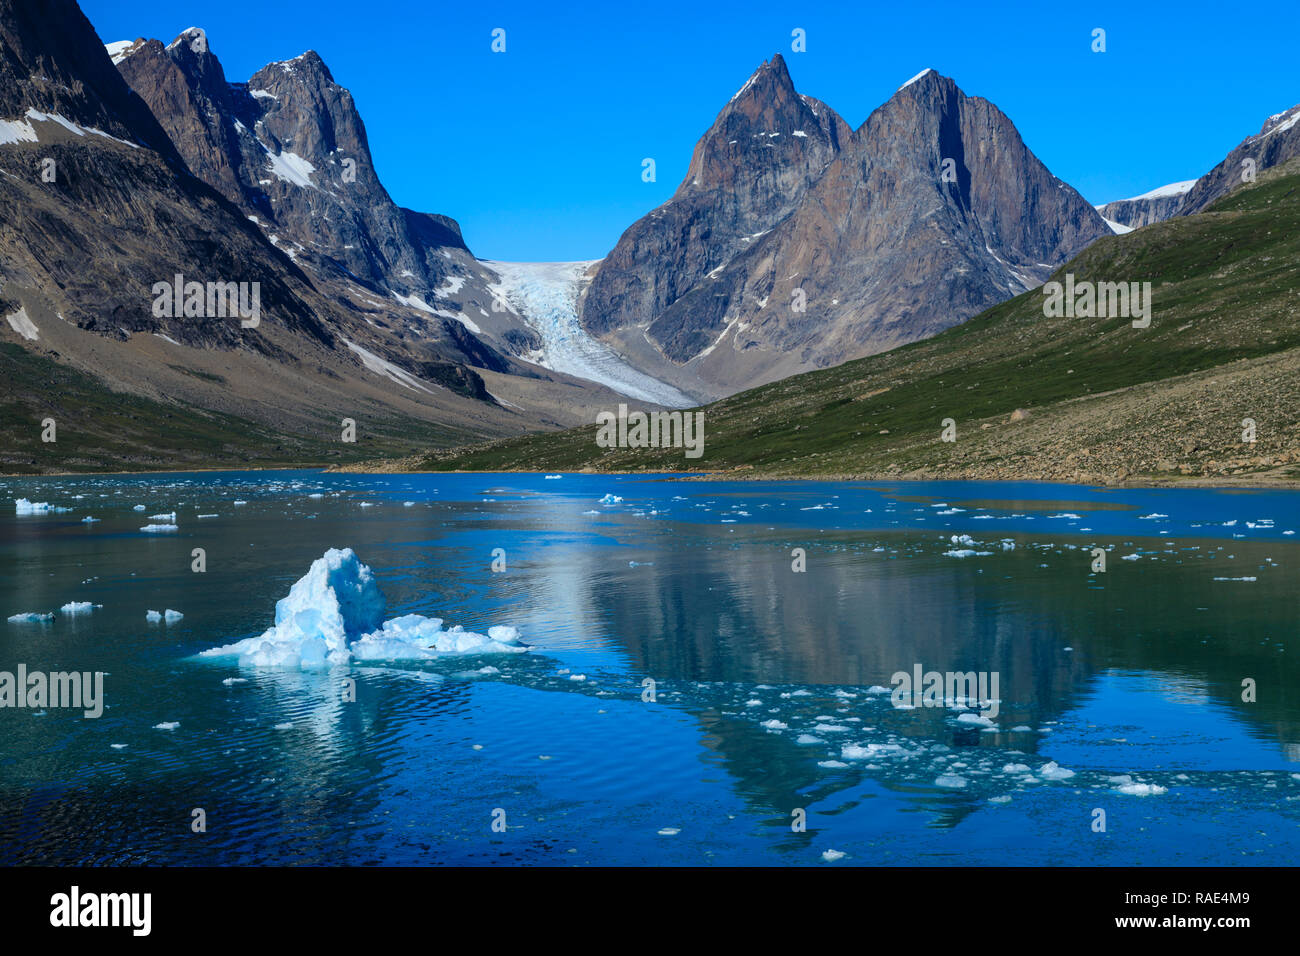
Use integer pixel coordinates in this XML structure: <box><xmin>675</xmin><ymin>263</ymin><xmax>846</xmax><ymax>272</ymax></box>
<box><xmin>201</xmin><ymin>548</ymin><xmax>529</xmax><ymax>668</ymax></box>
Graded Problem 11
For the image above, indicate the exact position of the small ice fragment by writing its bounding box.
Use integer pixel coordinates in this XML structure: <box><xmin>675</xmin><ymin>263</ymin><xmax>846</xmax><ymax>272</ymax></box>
<box><xmin>8</xmin><ymin>611</ymin><xmax>54</xmax><ymax>623</ymax></box>
<box><xmin>153</xmin><ymin>721</ymin><xmax>180</xmax><ymax>730</ymax></box>
<box><xmin>1039</xmin><ymin>761</ymin><xmax>1075</xmax><ymax>780</ymax></box>
<box><xmin>60</xmin><ymin>601</ymin><xmax>100</xmax><ymax>614</ymax></box>
<box><xmin>821</xmin><ymin>849</ymin><xmax>846</xmax><ymax>862</ymax></box>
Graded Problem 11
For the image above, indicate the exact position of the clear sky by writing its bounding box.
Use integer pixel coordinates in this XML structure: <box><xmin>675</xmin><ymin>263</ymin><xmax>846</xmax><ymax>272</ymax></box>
<box><xmin>81</xmin><ymin>0</ymin><xmax>1300</xmax><ymax>262</ymax></box>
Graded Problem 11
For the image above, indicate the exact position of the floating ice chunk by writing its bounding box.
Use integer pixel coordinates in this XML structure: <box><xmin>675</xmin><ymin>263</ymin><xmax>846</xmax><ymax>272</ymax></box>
<box><xmin>81</xmin><ymin>516</ymin><xmax>100</xmax><ymax>523</ymax></box>
<box><xmin>132</xmin><ymin>505</ymin><xmax>146</xmax><ymax>511</ymax></box>
<box><xmin>203</xmin><ymin>550</ymin><xmax>527</xmax><ymax>668</ymax></box>
<box><xmin>935</xmin><ymin>774</ymin><xmax>968</xmax><ymax>788</ymax></box>
<box><xmin>154</xmin><ymin>721</ymin><xmax>180</xmax><ymax>730</ymax></box>
<box><xmin>1002</xmin><ymin>763</ymin><xmax>1032</xmax><ymax>773</ymax></box>
<box><xmin>146</xmin><ymin>610</ymin><xmax>162</xmax><ymax>623</ymax></box>
<box><xmin>957</xmin><ymin>712</ymin><xmax>996</xmax><ymax>728</ymax></box>
<box><xmin>353</xmin><ymin>619</ymin><xmax>528</xmax><ymax>660</ymax></box>
<box><xmin>1038</xmin><ymin>761</ymin><xmax>1075</xmax><ymax>780</ymax></box>
<box><xmin>1120</xmin><ymin>553</ymin><xmax>1140</xmax><ymax>561</ymax></box>
<box><xmin>598</xmin><ymin>494</ymin><xmax>623</xmax><ymax>504</ymax></box>
<box><xmin>818</xmin><ymin>759</ymin><xmax>849</xmax><ymax>769</ymax></box>
<box><xmin>813</xmin><ymin>723</ymin><xmax>850</xmax><ymax>732</ymax></box>
<box><xmin>233</xmin><ymin>500</ymin><xmax>248</xmax><ymax>506</ymax></box>
<box><xmin>149</xmin><ymin>512</ymin><xmax>177</xmax><ymax>521</ymax></box>
<box><xmin>110</xmin><ymin>743</ymin><xmax>127</xmax><ymax>750</ymax></box>
<box><xmin>988</xmin><ymin>795</ymin><xmax>1012</xmax><ymax>804</ymax></box>
<box><xmin>796</xmin><ymin>734</ymin><xmax>825</xmax><ymax>745</ymax></box>
<box><xmin>60</xmin><ymin>601</ymin><xmax>100</xmax><ymax>614</ymax></box>
<box><xmin>197</xmin><ymin>514</ymin><xmax>218</xmax><ymax>519</ymax></box>
<box><xmin>15</xmin><ymin>498</ymin><xmax>51</xmax><ymax>514</ymax></box>
<box><xmin>657</xmin><ymin>827</ymin><xmax>681</xmax><ymax>836</ymax></box>
<box><xmin>951</xmin><ymin>534</ymin><xmax>975</xmax><ymax>546</ymax></box>
<box><xmin>202</xmin><ymin>547</ymin><xmax>385</xmax><ymax>667</ymax></box>
<box><xmin>140</xmin><ymin>523</ymin><xmax>178</xmax><ymax>533</ymax></box>
<box><xmin>274</xmin><ymin>722</ymin><xmax>294</xmax><ymax>730</ymax></box>
<box><xmin>8</xmin><ymin>611</ymin><xmax>53</xmax><ymax>623</ymax></box>
<box><xmin>222</xmin><ymin>677</ymin><xmax>247</xmax><ymax>686</ymax></box>
<box><xmin>165</xmin><ymin>609</ymin><xmax>183</xmax><ymax>622</ymax></box>
<box><xmin>569</xmin><ymin>673</ymin><xmax>587</xmax><ymax>681</ymax></box>
<box><xmin>1116</xmin><ymin>782</ymin><xmax>1167</xmax><ymax>796</ymax></box>
<box><xmin>821</xmin><ymin>849</ymin><xmax>846</xmax><ymax>862</ymax></box>
<box><xmin>842</xmin><ymin>743</ymin><xmax>902</xmax><ymax>759</ymax></box>
<box><xmin>760</xmin><ymin>719</ymin><xmax>789</xmax><ymax>730</ymax></box>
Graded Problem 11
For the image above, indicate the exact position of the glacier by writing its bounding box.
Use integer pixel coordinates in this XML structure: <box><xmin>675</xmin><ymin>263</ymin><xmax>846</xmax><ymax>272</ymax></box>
<box><xmin>201</xmin><ymin>548</ymin><xmax>528</xmax><ymax>668</ymax></box>
<box><xmin>483</xmin><ymin>260</ymin><xmax>694</xmax><ymax>408</ymax></box>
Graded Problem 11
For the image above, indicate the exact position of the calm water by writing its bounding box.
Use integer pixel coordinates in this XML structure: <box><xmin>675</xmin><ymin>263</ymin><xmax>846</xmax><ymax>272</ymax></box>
<box><xmin>1</xmin><ymin>470</ymin><xmax>1298</xmax><ymax>865</ymax></box>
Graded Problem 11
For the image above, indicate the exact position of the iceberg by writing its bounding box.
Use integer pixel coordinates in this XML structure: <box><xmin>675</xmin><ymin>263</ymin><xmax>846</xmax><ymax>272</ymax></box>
<box><xmin>15</xmin><ymin>498</ymin><xmax>51</xmax><ymax>514</ymax></box>
<box><xmin>60</xmin><ymin>601</ymin><xmax>101</xmax><ymax>614</ymax></box>
<box><xmin>8</xmin><ymin>611</ymin><xmax>54</xmax><ymax>623</ymax></box>
<box><xmin>202</xmin><ymin>548</ymin><xmax>528</xmax><ymax>668</ymax></box>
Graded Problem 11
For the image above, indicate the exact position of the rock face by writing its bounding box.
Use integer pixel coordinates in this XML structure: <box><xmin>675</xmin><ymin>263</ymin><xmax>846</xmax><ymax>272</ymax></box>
<box><xmin>1177</xmin><ymin>103</ymin><xmax>1300</xmax><ymax>215</ymax></box>
<box><xmin>581</xmin><ymin>54</ymin><xmax>849</xmax><ymax>338</ymax></box>
<box><xmin>582</xmin><ymin>65</ymin><xmax>1111</xmax><ymax>396</ymax></box>
<box><xmin>113</xmin><ymin>30</ymin><xmax>538</xmax><ymax>366</ymax></box>
<box><xmin>1</xmin><ymin>0</ymin><xmax>641</xmax><ymax>471</ymax></box>
<box><xmin>0</xmin><ymin>0</ymin><xmax>331</xmax><ymax>352</ymax></box>
<box><xmin>1095</xmin><ymin>180</ymin><xmax>1195</xmax><ymax>229</ymax></box>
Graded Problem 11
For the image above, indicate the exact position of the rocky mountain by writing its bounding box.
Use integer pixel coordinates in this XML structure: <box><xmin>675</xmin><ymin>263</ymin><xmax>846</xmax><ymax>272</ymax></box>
<box><xmin>1177</xmin><ymin>103</ymin><xmax>1300</xmax><ymax>215</ymax></box>
<box><xmin>1095</xmin><ymin>180</ymin><xmax>1195</xmax><ymax>229</ymax></box>
<box><xmin>0</xmin><ymin>0</ymin><xmax>646</xmax><ymax>474</ymax></box>
<box><xmin>582</xmin><ymin>65</ymin><xmax>1111</xmax><ymax>396</ymax></box>
<box><xmin>415</xmin><ymin>163</ymin><xmax>1300</xmax><ymax>486</ymax></box>
<box><xmin>581</xmin><ymin>54</ymin><xmax>849</xmax><ymax>342</ymax></box>
<box><xmin>112</xmin><ymin>29</ymin><xmax>544</xmax><ymax>368</ymax></box>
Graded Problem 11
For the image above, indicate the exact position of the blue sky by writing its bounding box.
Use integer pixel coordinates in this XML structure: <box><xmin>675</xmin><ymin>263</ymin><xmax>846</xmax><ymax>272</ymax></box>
<box><xmin>83</xmin><ymin>0</ymin><xmax>1300</xmax><ymax>261</ymax></box>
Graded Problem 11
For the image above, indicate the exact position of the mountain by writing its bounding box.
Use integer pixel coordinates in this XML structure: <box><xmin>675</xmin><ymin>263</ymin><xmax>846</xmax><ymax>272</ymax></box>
<box><xmin>1095</xmin><ymin>180</ymin><xmax>1195</xmax><ymax>229</ymax></box>
<box><xmin>407</xmin><ymin>160</ymin><xmax>1300</xmax><ymax>485</ymax></box>
<box><xmin>1093</xmin><ymin>101</ymin><xmax>1300</xmax><ymax>231</ymax></box>
<box><xmin>1177</xmin><ymin>103</ymin><xmax>1300</xmax><ymax>215</ymax></box>
<box><xmin>112</xmin><ymin>29</ymin><xmax>543</xmax><ymax>367</ymax></box>
<box><xmin>579</xmin><ymin>64</ymin><xmax>1111</xmax><ymax>397</ymax></box>
<box><xmin>580</xmin><ymin>55</ymin><xmax>849</xmax><ymax>345</ymax></box>
<box><xmin>0</xmin><ymin>1</ymin><xmax>640</xmax><ymax>474</ymax></box>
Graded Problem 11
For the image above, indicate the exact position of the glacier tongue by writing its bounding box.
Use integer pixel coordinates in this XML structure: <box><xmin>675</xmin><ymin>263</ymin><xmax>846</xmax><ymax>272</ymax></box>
<box><xmin>201</xmin><ymin>548</ymin><xmax>527</xmax><ymax>668</ymax></box>
<box><xmin>484</xmin><ymin>260</ymin><xmax>694</xmax><ymax>408</ymax></box>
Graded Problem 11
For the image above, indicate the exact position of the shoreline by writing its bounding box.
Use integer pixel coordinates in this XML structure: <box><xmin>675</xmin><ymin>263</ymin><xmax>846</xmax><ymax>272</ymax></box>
<box><xmin>5</xmin><ymin>463</ymin><xmax>1299</xmax><ymax>491</ymax></box>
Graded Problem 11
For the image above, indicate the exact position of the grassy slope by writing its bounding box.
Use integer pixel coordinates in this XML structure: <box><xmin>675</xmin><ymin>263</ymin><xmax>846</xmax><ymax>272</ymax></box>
<box><xmin>402</xmin><ymin>166</ymin><xmax>1300</xmax><ymax>483</ymax></box>
<box><xmin>0</xmin><ymin>343</ymin><xmax>478</xmax><ymax>474</ymax></box>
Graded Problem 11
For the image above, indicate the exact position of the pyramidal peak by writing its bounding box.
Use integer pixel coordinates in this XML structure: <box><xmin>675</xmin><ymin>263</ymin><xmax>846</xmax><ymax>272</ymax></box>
<box><xmin>897</xmin><ymin>67</ymin><xmax>937</xmax><ymax>91</ymax></box>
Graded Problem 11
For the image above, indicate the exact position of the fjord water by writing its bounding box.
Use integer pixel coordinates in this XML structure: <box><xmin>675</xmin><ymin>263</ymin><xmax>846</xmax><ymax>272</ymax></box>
<box><xmin>1</xmin><ymin>471</ymin><xmax>1298</xmax><ymax>866</ymax></box>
